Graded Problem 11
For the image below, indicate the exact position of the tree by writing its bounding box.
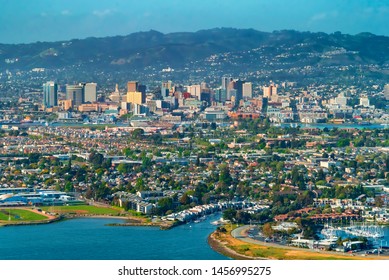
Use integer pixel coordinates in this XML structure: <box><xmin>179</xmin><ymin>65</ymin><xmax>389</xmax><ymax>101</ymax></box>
<box><xmin>28</xmin><ymin>153</ymin><xmax>40</xmax><ymax>163</ymax></box>
<box><xmin>262</xmin><ymin>223</ymin><xmax>274</xmax><ymax>238</ymax></box>
<box><xmin>132</xmin><ymin>128</ymin><xmax>144</xmax><ymax>140</ymax></box>
<box><xmin>218</xmin><ymin>163</ymin><xmax>232</xmax><ymax>187</ymax></box>
<box><xmin>117</xmin><ymin>163</ymin><xmax>130</xmax><ymax>174</ymax></box>
<box><xmin>89</xmin><ymin>151</ymin><xmax>104</xmax><ymax>166</ymax></box>
<box><xmin>235</xmin><ymin>211</ymin><xmax>251</xmax><ymax>224</ymax></box>
<box><xmin>223</xmin><ymin>208</ymin><xmax>237</xmax><ymax>221</ymax></box>
<box><xmin>157</xmin><ymin>197</ymin><xmax>174</xmax><ymax>215</ymax></box>
<box><xmin>337</xmin><ymin>138</ymin><xmax>350</xmax><ymax>147</ymax></box>
<box><xmin>179</xmin><ymin>193</ymin><xmax>191</xmax><ymax>205</ymax></box>
<box><xmin>316</xmin><ymin>169</ymin><xmax>325</xmax><ymax>181</ymax></box>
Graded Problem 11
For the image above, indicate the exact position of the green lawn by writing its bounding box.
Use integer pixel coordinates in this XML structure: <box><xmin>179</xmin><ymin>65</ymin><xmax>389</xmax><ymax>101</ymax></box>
<box><xmin>40</xmin><ymin>205</ymin><xmax>122</xmax><ymax>215</ymax></box>
<box><xmin>0</xmin><ymin>209</ymin><xmax>48</xmax><ymax>221</ymax></box>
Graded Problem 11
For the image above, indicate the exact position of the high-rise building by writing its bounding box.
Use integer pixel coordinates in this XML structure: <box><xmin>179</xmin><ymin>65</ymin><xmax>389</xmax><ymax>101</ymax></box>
<box><xmin>335</xmin><ymin>93</ymin><xmax>348</xmax><ymax>107</ymax></box>
<box><xmin>162</xmin><ymin>81</ymin><xmax>173</xmax><ymax>91</ymax></box>
<box><xmin>127</xmin><ymin>91</ymin><xmax>144</xmax><ymax>105</ymax></box>
<box><xmin>359</xmin><ymin>96</ymin><xmax>370</xmax><ymax>107</ymax></box>
<box><xmin>221</xmin><ymin>76</ymin><xmax>230</xmax><ymax>90</ymax></box>
<box><xmin>187</xmin><ymin>85</ymin><xmax>201</xmax><ymax>100</ymax></box>
<box><xmin>263</xmin><ymin>84</ymin><xmax>277</xmax><ymax>98</ymax></box>
<box><xmin>384</xmin><ymin>84</ymin><xmax>389</xmax><ymax>100</ymax></box>
<box><xmin>43</xmin><ymin>81</ymin><xmax>58</xmax><ymax>108</ymax></box>
<box><xmin>242</xmin><ymin>82</ymin><xmax>253</xmax><ymax>99</ymax></box>
<box><xmin>235</xmin><ymin>79</ymin><xmax>244</xmax><ymax>104</ymax></box>
<box><xmin>83</xmin><ymin>83</ymin><xmax>97</xmax><ymax>103</ymax></box>
<box><xmin>127</xmin><ymin>81</ymin><xmax>145</xmax><ymax>104</ymax></box>
<box><xmin>127</xmin><ymin>81</ymin><xmax>138</xmax><ymax>92</ymax></box>
<box><xmin>66</xmin><ymin>85</ymin><xmax>84</xmax><ymax>107</ymax></box>
<box><xmin>137</xmin><ymin>85</ymin><xmax>146</xmax><ymax>104</ymax></box>
<box><xmin>227</xmin><ymin>80</ymin><xmax>236</xmax><ymax>100</ymax></box>
<box><xmin>214</xmin><ymin>88</ymin><xmax>227</xmax><ymax>103</ymax></box>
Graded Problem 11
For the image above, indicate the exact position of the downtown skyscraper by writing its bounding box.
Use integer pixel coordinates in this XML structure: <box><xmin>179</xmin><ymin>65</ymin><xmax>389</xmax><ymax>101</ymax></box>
<box><xmin>43</xmin><ymin>81</ymin><xmax>58</xmax><ymax>108</ymax></box>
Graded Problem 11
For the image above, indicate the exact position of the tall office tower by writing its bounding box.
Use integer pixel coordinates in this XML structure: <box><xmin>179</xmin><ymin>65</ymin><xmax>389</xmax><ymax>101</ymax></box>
<box><xmin>235</xmin><ymin>79</ymin><xmax>244</xmax><ymax>104</ymax></box>
<box><xmin>227</xmin><ymin>80</ymin><xmax>236</xmax><ymax>100</ymax></box>
<box><xmin>137</xmin><ymin>84</ymin><xmax>146</xmax><ymax>104</ymax></box>
<box><xmin>271</xmin><ymin>85</ymin><xmax>277</xmax><ymax>96</ymax></box>
<box><xmin>221</xmin><ymin>76</ymin><xmax>230</xmax><ymax>90</ymax></box>
<box><xmin>384</xmin><ymin>84</ymin><xmax>389</xmax><ymax>100</ymax></box>
<box><xmin>214</xmin><ymin>88</ymin><xmax>227</xmax><ymax>103</ymax></box>
<box><xmin>43</xmin><ymin>81</ymin><xmax>58</xmax><ymax>108</ymax></box>
<box><xmin>188</xmin><ymin>85</ymin><xmax>201</xmax><ymax>100</ymax></box>
<box><xmin>220</xmin><ymin>88</ymin><xmax>227</xmax><ymax>103</ymax></box>
<box><xmin>66</xmin><ymin>84</ymin><xmax>84</xmax><ymax>107</ymax></box>
<box><xmin>242</xmin><ymin>82</ymin><xmax>253</xmax><ymax>99</ymax></box>
<box><xmin>263</xmin><ymin>84</ymin><xmax>277</xmax><ymax>98</ymax></box>
<box><xmin>161</xmin><ymin>87</ymin><xmax>170</xmax><ymax>98</ymax></box>
<box><xmin>359</xmin><ymin>96</ymin><xmax>370</xmax><ymax>107</ymax></box>
<box><xmin>127</xmin><ymin>81</ymin><xmax>138</xmax><ymax>92</ymax></box>
<box><xmin>200</xmin><ymin>82</ymin><xmax>208</xmax><ymax>91</ymax></box>
<box><xmin>162</xmin><ymin>81</ymin><xmax>172</xmax><ymax>91</ymax></box>
<box><xmin>263</xmin><ymin>86</ymin><xmax>271</xmax><ymax>98</ymax></box>
<box><xmin>83</xmin><ymin>83</ymin><xmax>97</xmax><ymax>103</ymax></box>
<box><xmin>127</xmin><ymin>81</ymin><xmax>146</xmax><ymax>103</ymax></box>
<box><xmin>127</xmin><ymin>91</ymin><xmax>144</xmax><ymax>105</ymax></box>
<box><xmin>229</xmin><ymin>89</ymin><xmax>237</xmax><ymax>103</ymax></box>
<box><xmin>335</xmin><ymin>93</ymin><xmax>348</xmax><ymax>107</ymax></box>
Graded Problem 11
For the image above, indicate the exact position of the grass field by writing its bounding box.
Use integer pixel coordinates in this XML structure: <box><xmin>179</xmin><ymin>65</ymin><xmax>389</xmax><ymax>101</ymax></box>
<box><xmin>40</xmin><ymin>205</ymin><xmax>122</xmax><ymax>215</ymax></box>
<box><xmin>0</xmin><ymin>209</ymin><xmax>48</xmax><ymax>222</ymax></box>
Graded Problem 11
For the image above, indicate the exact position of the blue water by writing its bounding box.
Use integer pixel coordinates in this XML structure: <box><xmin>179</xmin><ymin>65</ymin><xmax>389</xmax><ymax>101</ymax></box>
<box><xmin>0</xmin><ymin>217</ymin><xmax>228</xmax><ymax>260</ymax></box>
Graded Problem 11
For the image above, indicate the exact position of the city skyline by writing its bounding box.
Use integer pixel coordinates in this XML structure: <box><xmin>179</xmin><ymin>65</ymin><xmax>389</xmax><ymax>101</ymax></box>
<box><xmin>0</xmin><ymin>0</ymin><xmax>388</xmax><ymax>44</ymax></box>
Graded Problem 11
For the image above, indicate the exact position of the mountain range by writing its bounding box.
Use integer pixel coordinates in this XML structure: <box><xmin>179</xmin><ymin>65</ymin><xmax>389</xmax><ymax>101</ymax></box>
<box><xmin>1</xmin><ymin>28</ymin><xmax>389</xmax><ymax>80</ymax></box>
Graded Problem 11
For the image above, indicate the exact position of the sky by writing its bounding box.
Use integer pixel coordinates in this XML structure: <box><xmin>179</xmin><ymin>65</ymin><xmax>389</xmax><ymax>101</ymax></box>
<box><xmin>0</xmin><ymin>0</ymin><xmax>388</xmax><ymax>44</ymax></box>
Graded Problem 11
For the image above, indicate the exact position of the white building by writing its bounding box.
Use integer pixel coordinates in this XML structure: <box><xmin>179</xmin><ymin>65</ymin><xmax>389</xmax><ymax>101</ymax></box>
<box><xmin>359</xmin><ymin>96</ymin><xmax>370</xmax><ymax>107</ymax></box>
<box><xmin>242</xmin><ymin>82</ymin><xmax>253</xmax><ymax>98</ymax></box>
<box><xmin>84</xmin><ymin>83</ymin><xmax>97</xmax><ymax>103</ymax></box>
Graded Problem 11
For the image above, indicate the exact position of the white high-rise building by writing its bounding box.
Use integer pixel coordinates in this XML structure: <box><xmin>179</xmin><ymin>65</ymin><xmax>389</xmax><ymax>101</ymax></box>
<box><xmin>359</xmin><ymin>96</ymin><xmax>370</xmax><ymax>107</ymax></box>
<box><xmin>335</xmin><ymin>93</ymin><xmax>348</xmax><ymax>107</ymax></box>
<box><xmin>84</xmin><ymin>83</ymin><xmax>97</xmax><ymax>103</ymax></box>
<box><xmin>242</xmin><ymin>82</ymin><xmax>253</xmax><ymax>98</ymax></box>
<box><xmin>221</xmin><ymin>76</ymin><xmax>230</xmax><ymax>90</ymax></box>
<box><xmin>384</xmin><ymin>84</ymin><xmax>389</xmax><ymax>100</ymax></box>
<box><xmin>187</xmin><ymin>85</ymin><xmax>201</xmax><ymax>100</ymax></box>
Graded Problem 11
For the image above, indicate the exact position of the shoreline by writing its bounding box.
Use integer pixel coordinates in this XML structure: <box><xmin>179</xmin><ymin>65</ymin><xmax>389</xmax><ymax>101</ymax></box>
<box><xmin>0</xmin><ymin>211</ymin><xmax>175</xmax><ymax>229</ymax></box>
<box><xmin>208</xmin><ymin>232</ymin><xmax>265</xmax><ymax>260</ymax></box>
<box><xmin>208</xmin><ymin>226</ymin><xmax>389</xmax><ymax>260</ymax></box>
<box><xmin>0</xmin><ymin>216</ymin><xmax>63</xmax><ymax>227</ymax></box>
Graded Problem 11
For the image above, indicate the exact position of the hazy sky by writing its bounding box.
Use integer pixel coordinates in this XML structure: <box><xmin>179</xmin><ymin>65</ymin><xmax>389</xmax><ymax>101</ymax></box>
<box><xmin>1</xmin><ymin>0</ymin><xmax>388</xmax><ymax>43</ymax></box>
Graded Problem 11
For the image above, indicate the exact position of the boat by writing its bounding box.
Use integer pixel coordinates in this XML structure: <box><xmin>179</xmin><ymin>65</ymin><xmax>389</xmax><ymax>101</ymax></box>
<box><xmin>343</xmin><ymin>223</ymin><xmax>385</xmax><ymax>239</ymax></box>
